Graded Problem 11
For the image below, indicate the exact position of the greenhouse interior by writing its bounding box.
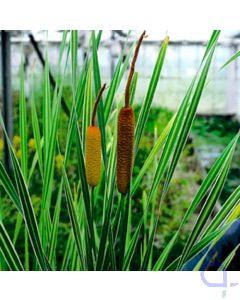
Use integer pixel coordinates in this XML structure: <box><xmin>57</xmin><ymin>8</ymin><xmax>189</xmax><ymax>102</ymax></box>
<box><xmin>0</xmin><ymin>30</ymin><xmax>240</xmax><ymax>271</ymax></box>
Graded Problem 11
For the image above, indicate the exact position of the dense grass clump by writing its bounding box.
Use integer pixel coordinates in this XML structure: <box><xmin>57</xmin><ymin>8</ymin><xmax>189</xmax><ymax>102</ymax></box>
<box><xmin>0</xmin><ymin>30</ymin><xmax>240</xmax><ymax>271</ymax></box>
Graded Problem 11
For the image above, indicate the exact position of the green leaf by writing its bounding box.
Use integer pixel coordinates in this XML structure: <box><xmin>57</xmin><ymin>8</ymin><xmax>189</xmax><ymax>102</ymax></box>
<box><xmin>40</xmin><ymin>42</ymin><xmax>70</xmax><ymax>248</ymax></box>
<box><xmin>61</xmin><ymin>231</ymin><xmax>74</xmax><ymax>271</ymax></box>
<box><xmin>19</xmin><ymin>60</ymin><xmax>28</xmax><ymax>179</ymax></box>
<box><xmin>104</xmin><ymin>39</ymin><xmax>134</xmax><ymax>123</ymax></box>
<box><xmin>74</xmin><ymin>113</ymin><xmax>96</xmax><ymax>259</ymax></box>
<box><xmin>47</xmin><ymin>180</ymin><xmax>63</xmax><ymax>268</ymax></box>
<box><xmin>0</xmin><ymin>161</ymin><xmax>22</xmax><ymax>213</ymax></box>
<box><xmin>96</xmin><ymin>108</ymin><xmax>119</xmax><ymax>270</ymax></box>
<box><xmin>82</xmin><ymin>61</ymin><xmax>93</xmax><ymax>151</ymax></box>
<box><xmin>202</xmin><ymin>185</ymin><xmax>240</xmax><ymax>237</ymax></box>
<box><xmin>43</xmin><ymin>54</ymin><xmax>51</xmax><ymax>169</ymax></box>
<box><xmin>0</xmin><ymin>222</ymin><xmax>24</xmax><ymax>271</ymax></box>
<box><xmin>62</xmin><ymin>165</ymin><xmax>85</xmax><ymax>270</ymax></box>
<box><xmin>218</xmin><ymin>243</ymin><xmax>240</xmax><ymax>271</ymax></box>
<box><xmin>30</xmin><ymin>77</ymin><xmax>43</xmax><ymax>179</ymax></box>
<box><xmin>164</xmin><ymin>225</ymin><xmax>229</xmax><ymax>270</ymax></box>
<box><xmin>118</xmin><ymin>193</ymin><xmax>131</xmax><ymax>270</ymax></box>
<box><xmin>134</xmin><ymin>36</ymin><xmax>169</xmax><ymax>153</ymax></box>
<box><xmin>24</xmin><ymin>226</ymin><xmax>29</xmax><ymax>270</ymax></box>
<box><xmin>130</xmin><ymin>72</ymin><xmax>138</xmax><ymax>106</ymax></box>
<box><xmin>150</xmin><ymin>32</ymin><xmax>220</xmax><ymax>204</ymax></box>
<box><xmin>10</xmin><ymin>148</ymin><xmax>51</xmax><ymax>270</ymax></box>
<box><xmin>70</xmin><ymin>30</ymin><xmax>78</xmax><ymax>91</ymax></box>
<box><xmin>123</xmin><ymin>219</ymin><xmax>143</xmax><ymax>270</ymax></box>
<box><xmin>131</xmin><ymin>115</ymin><xmax>175</xmax><ymax>195</ymax></box>
<box><xmin>153</xmin><ymin>130</ymin><xmax>240</xmax><ymax>271</ymax></box>
<box><xmin>193</xmin><ymin>222</ymin><xmax>232</xmax><ymax>271</ymax></box>
<box><xmin>220</xmin><ymin>50</ymin><xmax>240</xmax><ymax>70</ymax></box>
<box><xmin>108</xmin><ymin>225</ymin><xmax>117</xmax><ymax>270</ymax></box>
<box><xmin>178</xmin><ymin>136</ymin><xmax>237</xmax><ymax>269</ymax></box>
<box><xmin>104</xmin><ymin>59</ymin><xmax>122</xmax><ymax>122</ymax></box>
<box><xmin>0</xmin><ymin>124</ymin><xmax>50</xmax><ymax>270</ymax></box>
<box><xmin>64</xmin><ymin>70</ymin><xmax>87</xmax><ymax>165</ymax></box>
<box><xmin>13</xmin><ymin>214</ymin><xmax>23</xmax><ymax>244</ymax></box>
<box><xmin>141</xmin><ymin>31</ymin><xmax>221</xmax><ymax>270</ymax></box>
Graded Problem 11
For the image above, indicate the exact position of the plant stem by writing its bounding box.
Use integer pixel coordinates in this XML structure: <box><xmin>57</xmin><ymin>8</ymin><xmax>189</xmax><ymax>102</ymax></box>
<box><xmin>125</xmin><ymin>31</ymin><xmax>146</xmax><ymax>108</ymax></box>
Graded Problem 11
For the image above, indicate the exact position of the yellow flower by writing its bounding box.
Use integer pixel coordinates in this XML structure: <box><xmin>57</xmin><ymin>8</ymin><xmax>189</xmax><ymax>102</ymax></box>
<box><xmin>13</xmin><ymin>135</ymin><xmax>20</xmax><ymax>149</ymax></box>
<box><xmin>0</xmin><ymin>139</ymin><xmax>4</xmax><ymax>151</ymax></box>
<box><xmin>28</xmin><ymin>138</ymin><xmax>35</xmax><ymax>150</ymax></box>
<box><xmin>55</xmin><ymin>154</ymin><xmax>64</xmax><ymax>171</ymax></box>
<box><xmin>16</xmin><ymin>149</ymin><xmax>21</xmax><ymax>159</ymax></box>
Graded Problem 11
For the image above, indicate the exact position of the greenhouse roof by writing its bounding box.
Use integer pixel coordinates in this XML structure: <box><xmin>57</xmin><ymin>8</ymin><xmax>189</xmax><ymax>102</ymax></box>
<box><xmin>8</xmin><ymin>30</ymin><xmax>240</xmax><ymax>44</ymax></box>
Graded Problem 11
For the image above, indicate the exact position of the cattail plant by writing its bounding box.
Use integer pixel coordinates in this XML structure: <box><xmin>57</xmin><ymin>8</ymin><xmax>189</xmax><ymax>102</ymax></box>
<box><xmin>117</xmin><ymin>30</ymin><xmax>146</xmax><ymax>194</ymax></box>
<box><xmin>1</xmin><ymin>30</ymin><xmax>239</xmax><ymax>272</ymax></box>
<box><xmin>86</xmin><ymin>83</ymin><xmax>106</xmax><ymax>187</ymax></box>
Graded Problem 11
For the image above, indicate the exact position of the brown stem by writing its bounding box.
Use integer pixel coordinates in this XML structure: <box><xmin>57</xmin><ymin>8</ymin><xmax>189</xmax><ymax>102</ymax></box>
<box><xmin>91</xmin><ymin>83</ymin><xmax>107</xmax><ymax>126</ymax></box>
<box><xmin>125</xmin><ymin>30</ymin><xmax>146</xmax><ymax>108</ymax></box>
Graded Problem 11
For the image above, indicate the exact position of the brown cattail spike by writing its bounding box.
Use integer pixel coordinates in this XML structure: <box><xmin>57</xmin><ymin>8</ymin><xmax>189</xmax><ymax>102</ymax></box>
<box><xmin>117</xmin><ymin>107</ymin><xmax>135</xmax><ymax>194</ymax></box>
<box><xmin>117</xmin><ymin>31</ymin><xmax>146</xmax><ymax>194</ymax></box>
<box><xmin>92</xmin><ymin>83</ymin><xmax>107</xmax><ymax>126</ymax></box>
<box><xmin>125</xmin><ymin>30</ymin><xmax>146</xmax><ymax>108</ymax></box>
